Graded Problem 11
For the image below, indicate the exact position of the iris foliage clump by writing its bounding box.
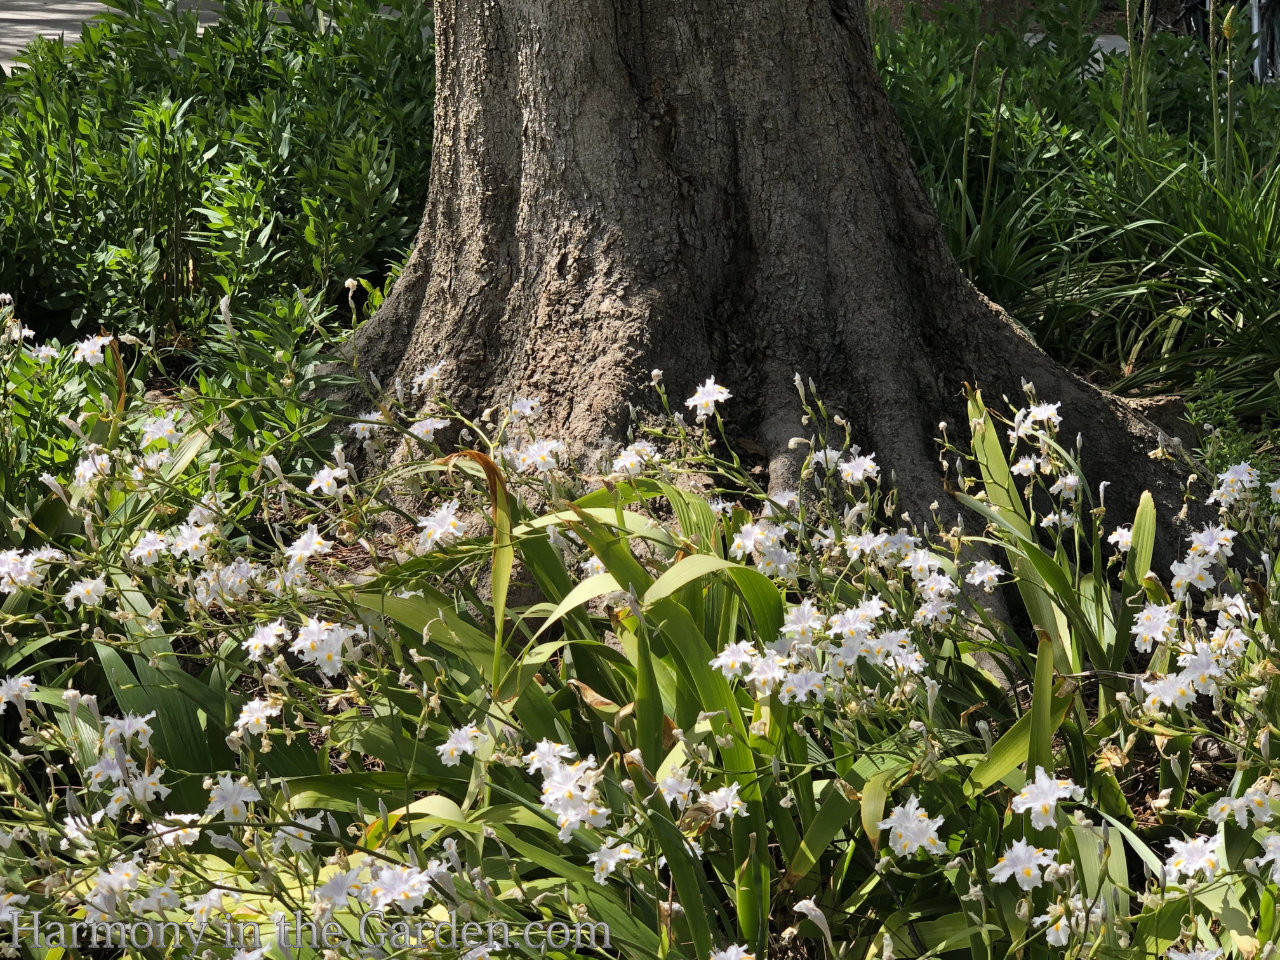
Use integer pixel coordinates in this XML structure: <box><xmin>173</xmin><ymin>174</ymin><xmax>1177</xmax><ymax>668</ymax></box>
<box><xmin>4</xmin><ymin>295</ymin><xmax>1280</xmax><ymax>959</ymax></box>
<box><xmin>877</xmin><ymin>0</ymin><xmax>1280</xmax><ymax>416</ymax></box>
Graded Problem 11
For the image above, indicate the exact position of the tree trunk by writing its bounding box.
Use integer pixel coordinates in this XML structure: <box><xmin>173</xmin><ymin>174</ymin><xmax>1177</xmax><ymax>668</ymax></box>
<box><xmin>353</xmin><ymin>0</ymin><xmax>1195</xmax><ymax>561</ymax></box>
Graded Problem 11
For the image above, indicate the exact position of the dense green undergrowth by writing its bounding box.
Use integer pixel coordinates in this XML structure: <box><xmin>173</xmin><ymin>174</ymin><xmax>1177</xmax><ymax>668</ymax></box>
<box><xmin>0</xmin><ymin>0</ymin><xmax>433</xmax><ymax>345</ymax></box>
<box><xmin>5</xmin><ymin>301</ymin><xmax>1280</xmax><ymax>958</ymax></box>
<box><xmin>7</xmin><ymin>3</ymin><xmax>1280</xmax><ymax>957</ymax></box>
<box><xmin>876</xmin><ymin>0</ymin><xmax>1280</xmax><ymax>416</ymax></box>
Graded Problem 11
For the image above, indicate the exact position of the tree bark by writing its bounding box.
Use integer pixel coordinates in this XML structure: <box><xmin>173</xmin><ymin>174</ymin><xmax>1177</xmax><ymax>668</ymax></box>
<box><xmin>353</xmin><ymin>0</ymin><xmax>1196</xmax><ymax>563</ymax></box>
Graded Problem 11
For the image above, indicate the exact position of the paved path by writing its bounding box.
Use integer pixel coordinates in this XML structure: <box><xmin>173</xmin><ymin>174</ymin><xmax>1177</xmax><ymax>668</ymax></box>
<box><xmin>1</xmin><ymin>0</ymin><xmax>221</xmax><ymax>72</ymax></box>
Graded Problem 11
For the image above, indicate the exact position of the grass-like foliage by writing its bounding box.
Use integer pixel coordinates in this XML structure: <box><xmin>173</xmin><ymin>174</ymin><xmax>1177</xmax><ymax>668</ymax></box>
<box><xmin>876</xmin><ymin>0</ymin><xmax>1280</xmax><ymax>416</ymax></box>
<box><xmin>3</xmin><ymin>296</ymin><xmax>1280</xmax><ymax>959</ymax></box>
<box><xmin>0</xmin><ymin>0</ymin><xmax>433</xmax><ymax>344</ymax></box>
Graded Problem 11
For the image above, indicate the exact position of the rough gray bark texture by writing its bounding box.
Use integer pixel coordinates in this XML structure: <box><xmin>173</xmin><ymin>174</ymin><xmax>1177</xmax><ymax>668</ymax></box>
<box><xmin>352</xmin><ymin>0</ymin><xmax>1199</xmax><ymax>565</ymax></box>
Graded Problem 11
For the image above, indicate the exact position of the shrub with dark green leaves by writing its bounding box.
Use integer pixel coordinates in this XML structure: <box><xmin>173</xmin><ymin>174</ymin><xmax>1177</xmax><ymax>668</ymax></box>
<box><xmin>0</xmin><ymin>0</ymin><xmax>433</xmax><ymax>344</ymax></box>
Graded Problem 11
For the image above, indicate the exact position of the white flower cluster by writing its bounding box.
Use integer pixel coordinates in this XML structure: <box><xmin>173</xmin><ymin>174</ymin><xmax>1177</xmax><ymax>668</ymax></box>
<box><xmin>130</xmin><ymin>523</ymin><xmax>216</xmax><ymax>566</ymax></box>
<box><xmin>0</xmin><ymin>547</ymin><xmax>65</xmax><ymax>595</ymax></box>
<box><xmin>685</xmin><ymin>377</ymin><xmax>731</xmax><ymax>420</ymax></box>
<box><xmin>709</xmin><ymin>544</ymin><xmax>998</xmax><ymax>706</ymax></box>
<box><xmin>1012</xmin><ymin>767</ymin><xmax>1083</xmax><ymax>829</ymax></box>
<box><xmin>287</xmin><ymin>617</ymin><xmax>365</xmax><ymax>678</ymax></box>
<box><xmin>729</xmin><ymin>519</ymin><xmax>799</xmax><ymax>579</ymax></box>
<box><xmin>877</xmin><ymin>795</ymin><xmax>944</xmax><ymax>856</ymax></box>
<box><xmin>71</xmin><ymin>334</ymin><xmax>113</xmax><ymax>366</ymax></box>
<box><xmin>415</xmin><ymin>498</ymin><xmax>464</xmax><ymax>554</ymax></box>
<box><xmin>1034</xmin><ymin>892</ymin><xmax>1105</xmax><ymax>947</ymax></box>
<box><xmin>1206</xmin><ymin>783</ymin><xmax>1274</xmax><ymax>828</ymax></box>
<box><xmin>307</xmin><ymin>465</ymin><xmax>348</xmax><ymax>496</ymax></box>
<box><xmin>497</xmin><ymin>437</ymin><xmax>565</xmax><ymax>475</ymax></box>
<box><xmin>991</xmin><ymin>838</ymin><xmax>1059</xmax><ymax>890</ymax></box>
<box><xmin>350</xmin><ymin>408</ymin><xmax>389</xmax><ymax>440</ymax></box>
<box><xmin>409</xmin><ymin>416</ymin><xmax>450</xmax><ymax>444</ymax></box>
<box><xmin>205</xmin><ymin>774</ymin><xmax>260</xmax><ymax>821</ymax></box>
<box><xmin>1007</xmin><ymin>401</ymin><xmax>1064</xmax><ymax>443</ymax></box>
<box><xmin>437</xmin><ymin>723</ymin><xmax>488</xmax><ymax>766</ymax></box>
<box><xmin>361</xmin><ymin>859</ymin><xmax>453</xmax><ymax>912</ymax></box>
<box><xmin>612</xmin><ymin>439</ymin><xmax>660</xmax><ymax>475</ymax></box>
<box><xmin>193</xmin><ymin>557</ymin><xmax>263</xmax><ymax>608</ymax></box>
<box><xmin>1208</xmin><ymin>462</ymin><xmax>1260</xmax><ymax>506</ymax></box>
<box><xmin>411</xmin><ymin>361</ymin><xmax>444</xmax><ymax>395</ymax></box>
<box><xmin>810</xmin><ymin>445</ymin><xmax>881</xmax><ymax>486</ymax></box>
<box><xmin>138</xmin><ymin>410</ymin><xmax>183</xmax><ymax>447</ymax></box>
<box><xmin>657</xmin><ymin>767</ymin><xmax>744</xmax><ymax>827</ymax></box>
<box><xmin>524</xmin><ymin>741</ymin><xmax>611</xmax><ymax>842</ymax></box>
<box><xmin>0</xmin><ymin>675</ymin><xmax>36</xmax><ymax>715</ymax></box>
<box><xmin>1139</xmin><ymin>592</ymin><xmax>1254</xmax><ymax>715</ymax></box>
<box><xmin>234</xmin><ymin>697</ymin><xmax>281</xmax><ymax>736</ymax></box>
<box><xmin>1169</xmin><ymin>522</ymin><xmax>1237</xmax><ymax>600</ymax></box>
<box><xmin>236</xmin><ymin>615</ymin><xmax>364</xmax><ymax>678</ymax></box>
<box><xmin>72</xmin><ymin>450</ymin><xmax>112</xmax><ymax>485</ymax></box>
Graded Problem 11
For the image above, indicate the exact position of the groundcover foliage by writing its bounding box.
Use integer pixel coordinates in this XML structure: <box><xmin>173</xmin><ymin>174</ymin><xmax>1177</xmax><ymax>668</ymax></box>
<box><xmin>0</xmin><ymin>0</ymin><xmax>433</xmax><ymax>343</ymax></box>
<box><xmin>4</xmin><ymin>299</ymin><xmax>1280</xmax><ymax>959</ymax></box>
